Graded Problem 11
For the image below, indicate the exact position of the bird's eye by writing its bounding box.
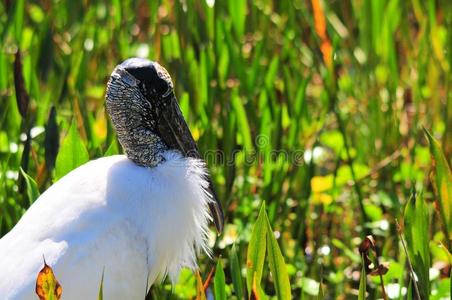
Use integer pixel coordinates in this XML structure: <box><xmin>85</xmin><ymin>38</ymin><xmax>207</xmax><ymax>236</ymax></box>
<box><xmin>154</xmin><ymin>77</ymin><xmax>169</xmax><ymax>96</ymax></box>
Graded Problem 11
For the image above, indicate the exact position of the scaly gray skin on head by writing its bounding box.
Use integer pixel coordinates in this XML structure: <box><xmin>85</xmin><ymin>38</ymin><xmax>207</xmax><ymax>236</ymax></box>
<box><xmin>105</xmin><ymin>66</ymin><xmax>168</xmax><ymax>167</ymax></box>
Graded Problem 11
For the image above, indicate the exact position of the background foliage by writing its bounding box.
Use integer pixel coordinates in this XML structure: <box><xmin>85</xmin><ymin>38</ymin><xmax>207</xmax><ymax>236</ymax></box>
<box><xmin>0</xmin><ymin>0</ymin><xmax>451</xmax><ymax>299</ymax></box>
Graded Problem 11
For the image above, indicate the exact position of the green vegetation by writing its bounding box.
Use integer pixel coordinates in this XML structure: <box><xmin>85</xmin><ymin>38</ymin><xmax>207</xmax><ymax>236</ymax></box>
<box><xmin>1</xmin><ymin>0</ymin><xmax>451</xmax><ymax>298</ymax></box>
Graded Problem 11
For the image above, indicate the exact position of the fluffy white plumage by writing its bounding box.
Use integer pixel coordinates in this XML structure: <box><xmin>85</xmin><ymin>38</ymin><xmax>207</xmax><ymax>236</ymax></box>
<box><xmin>0</xmin><ymin>151</ymin><xmax>212</xmax><ymax>299</ymax></box>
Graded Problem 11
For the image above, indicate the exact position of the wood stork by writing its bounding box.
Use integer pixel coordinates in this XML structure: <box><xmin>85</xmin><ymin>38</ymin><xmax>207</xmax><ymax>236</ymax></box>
<box><xmin>0</xmin><ymin>58</ymin><xmax>224</xmax><ymax>299</ymax></box>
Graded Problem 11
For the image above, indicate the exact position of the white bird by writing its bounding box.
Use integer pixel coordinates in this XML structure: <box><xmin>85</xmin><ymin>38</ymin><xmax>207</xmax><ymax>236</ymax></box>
<box><xmin>0</xmin><ymin>58</ymin><xmax>224</xmax><ymax>300</ymax></box>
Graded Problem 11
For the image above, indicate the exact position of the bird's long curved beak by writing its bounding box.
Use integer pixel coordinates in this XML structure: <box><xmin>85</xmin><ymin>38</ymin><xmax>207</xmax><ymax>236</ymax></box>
<box><xmin>156</xmin><ymin>93</ymin><xmax>224</xmax><ymax>233</ymax></box>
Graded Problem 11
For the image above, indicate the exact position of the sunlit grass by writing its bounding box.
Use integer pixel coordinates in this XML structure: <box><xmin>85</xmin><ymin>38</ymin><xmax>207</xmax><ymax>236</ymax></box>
<box><xmin>0</xmin><ymin>0</ymin><xmax>451</xmax><ymax>298</ymax></box>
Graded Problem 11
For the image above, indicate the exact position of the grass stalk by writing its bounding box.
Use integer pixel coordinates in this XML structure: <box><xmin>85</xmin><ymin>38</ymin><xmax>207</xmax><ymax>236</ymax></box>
<box><xmin>395</xmin><ymin>219</ymin><xmax>421</xmax><ymax>300</ymax></box>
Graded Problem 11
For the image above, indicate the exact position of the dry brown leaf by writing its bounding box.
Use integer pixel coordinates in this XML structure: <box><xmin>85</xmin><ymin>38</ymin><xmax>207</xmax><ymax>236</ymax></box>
<box><xmin>359</xmin><ymin>235</ymin><xmax>376</xmax><ymax>273</ymax></box>
<box><xmin>370</xmin><ymin>263</ymin><xmax>390</xmax><ymax>276</ymax></box>
<box><xmin>357</xmin><ymin>236</ymin><xmax>389</xmax><ymax>299</ymax></box>
<box><xmin>359</xmin><ymin>235</ymin><xmax>376</xmax><ymax>254</ymax></box>
<box><xmin>35</xmin><ymin>259</ymin><xmax>62</xmax><ymax>300</ymax></box>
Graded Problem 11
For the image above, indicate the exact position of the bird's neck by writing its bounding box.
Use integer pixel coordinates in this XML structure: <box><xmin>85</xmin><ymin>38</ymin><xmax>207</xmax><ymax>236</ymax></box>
<box><xmin>106</xmin><ymin>85</ymin><xmax>168</xmax><ymax>168</ymax></box>
<box><xmin>120</xmin><ymin>126</ymin><xmax>168</xmax><ymax>167</ymax></box>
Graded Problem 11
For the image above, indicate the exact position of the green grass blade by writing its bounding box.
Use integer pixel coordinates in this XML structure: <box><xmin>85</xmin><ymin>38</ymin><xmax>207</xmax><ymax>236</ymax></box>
<box><xmin>104</xmin><ymin>140</ymin><xmax>120</xmax><ymax>156</ymax></box>
<box><xmin>404</xmin><ymin>192</ymin><xmax>430</xmax><ymax>299</ymax></box>
<box><xmin>97</xmin><ymin>269</ymin><xmax>104</xmax><ymax>300</ymax></box>
<box><xmin>265</xmin><ymin>213</ymin><xmax>292</xmax><ymax>300</ymax></box>
<box><xmin>13</xmin><ymin>0</ymin><xmax>24</xmax><ymax>44</ymax></box>
<box><xmin>228</xmin><ymin>0</ymin><xmax>247</xmax><ymax>38</ymax></box>
<box><xmin>214</xmin><ymin>259</ymin><xmax>226</xmax><ymax>300</ymax></box>
<box><xmin>246</xmin><ymin>202</ymin><xmax>267</xmax><ymax>299</ymax></box>
<box><xmin>230</xmin><ymin>245</ymin><xmax>244</xmax><ymax>300</ymax></box>
<box><xmin>424</xmin><ymin>128</ymin><xmax>452</xmax><ymax>243</ymax></box>
<box><xmin>231</xmin><ymin>88</ymin><xmax>253</xmax><ymax>152</ymax></box>
<box><xmin>19</xmin><ymin>168</ymin><xmax>39</xmax><ymax>205</ymax></box>
<box><xmin>111</xmin><ymin>0</ymin><xmax>122</xmax><ymax>28</ymax></box>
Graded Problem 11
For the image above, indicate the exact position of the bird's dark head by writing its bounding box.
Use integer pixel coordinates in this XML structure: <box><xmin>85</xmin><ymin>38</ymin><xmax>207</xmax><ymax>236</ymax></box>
<box><xmin>106</xmin><ymin>58</ymin><xmax>174</xmax><ymax>130</ymax></box>
<box><xmin>106</xmin><ymin>58</ymin><xmax>224</xmax><ymax>233</ymax></box>
<box><xmin>118</xmin><ymin>58</ymin><xmax>174</xmax><ymax>100</ymax></box>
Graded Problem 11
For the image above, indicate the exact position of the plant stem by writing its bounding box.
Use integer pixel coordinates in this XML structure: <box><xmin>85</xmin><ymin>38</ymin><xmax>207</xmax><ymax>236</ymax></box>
<box><xmin>334</xmin><ymin>109</ymin><xmax>370</xmax><ymax>235</ymax></box>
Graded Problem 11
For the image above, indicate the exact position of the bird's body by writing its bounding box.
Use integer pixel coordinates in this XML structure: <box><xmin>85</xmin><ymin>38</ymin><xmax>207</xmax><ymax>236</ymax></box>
<box><xmin>0</xmin><ymin>58</ymin><xmax>223</xmax><ymax>299</ymax></box>
<box><xmin>0</xmin><ymin>153</ymin><xmax>211</xmax><ymax>299</ymax></box>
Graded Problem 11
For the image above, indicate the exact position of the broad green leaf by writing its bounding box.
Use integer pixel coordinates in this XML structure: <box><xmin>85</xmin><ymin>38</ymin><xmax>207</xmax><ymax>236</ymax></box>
<box><xmin>55</xmin><ymin>121</ymin><xmax>89</xmax><ymax>180</ymax></box>
<box><xmin>404</xmin><ymin>192</ymin><xmax>430</xmax><ymax>299</ymax></box>
<box><xmin>230</xmin><ymin>245</ymin><xmax>244</xmax><ymax>300</ymax></box>
<box><xmin>424</xmin><ymin>128</ymin><xmax>452</xmax><ymax>240</ymax></box>
<box><xmin>266</xmin><ymin>216</ymin><xmax>291</xmax><ymax>299</ymax></box>
<box><xmin>246</xmin><ymin>202</ymin><xmax>267</xmax><ymax>299</ymax></box>
<box><xmin>20</xmin><ymin>168</ymin><xmax>39</xmax><ymax>204</ymax></box>
<box><xmin>214</xmin><ymin>259</ymin><xmax>226</xmax><ymax>300</ymax></box>
<box><xmin>358</xmin><ymin>255</ymin><xmax>366</xmax><ymax>300</ymax></box>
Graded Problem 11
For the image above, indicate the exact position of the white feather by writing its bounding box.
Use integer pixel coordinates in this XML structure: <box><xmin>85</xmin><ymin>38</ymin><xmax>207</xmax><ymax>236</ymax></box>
<box><xmin>0</xmin><ymin>151</ymin><xmax>212</xmax><ymax>300</ymax></box>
